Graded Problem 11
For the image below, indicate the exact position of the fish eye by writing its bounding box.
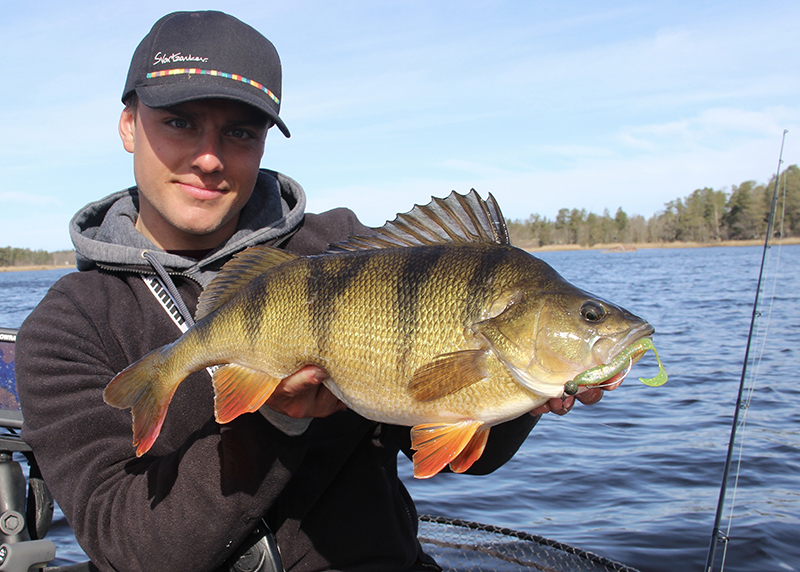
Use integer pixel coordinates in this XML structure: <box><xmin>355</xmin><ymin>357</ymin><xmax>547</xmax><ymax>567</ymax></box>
<box><xmin>580</xmin><ymin>301</ymin><xmax>607</xmax><ymax>323</ymax></box>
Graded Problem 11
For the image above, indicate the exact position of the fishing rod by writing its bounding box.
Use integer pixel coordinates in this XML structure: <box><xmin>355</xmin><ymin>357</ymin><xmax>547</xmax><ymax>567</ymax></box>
<box><xmin>704</xmin><ymin>129</ymin><xmax>789</xmax><ymax>572</ymax></box>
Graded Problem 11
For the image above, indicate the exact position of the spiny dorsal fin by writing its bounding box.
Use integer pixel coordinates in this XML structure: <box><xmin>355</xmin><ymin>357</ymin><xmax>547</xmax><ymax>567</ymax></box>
<box><xmin>196</xmin><ymin>245</ymin><xmax>299</xmax><ymax>320</ymax></box>
<box><xmin>328</xmin><ymin>190</ymin><xmax>509</xmax><ymax>253</ymax></box>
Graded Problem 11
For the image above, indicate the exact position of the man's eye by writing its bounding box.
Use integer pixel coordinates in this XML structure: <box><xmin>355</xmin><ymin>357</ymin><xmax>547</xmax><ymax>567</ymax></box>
<box><xmin>167</xmin><ymin>118</ymin><xmax>191</xmax><ymax>129</ymax></box>
<box><xmin>227</xmin><ymin>128</ymin><xmax>253</xmax><ymax>139</ymax></box>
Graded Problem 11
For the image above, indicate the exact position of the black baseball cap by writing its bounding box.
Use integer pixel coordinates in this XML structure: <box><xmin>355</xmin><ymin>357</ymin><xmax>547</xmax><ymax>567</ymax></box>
<box><xmin>123</xmin><ymin>11</ymin><xmax>290</xmax><ymax>137</ymax></box>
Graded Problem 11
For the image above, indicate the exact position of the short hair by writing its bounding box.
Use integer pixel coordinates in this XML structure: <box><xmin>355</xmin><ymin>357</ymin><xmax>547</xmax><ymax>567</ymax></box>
<box><xmin>123</xmin><ymin>92</ymin><xmax>139</xmax><ymax>118</ymax></box>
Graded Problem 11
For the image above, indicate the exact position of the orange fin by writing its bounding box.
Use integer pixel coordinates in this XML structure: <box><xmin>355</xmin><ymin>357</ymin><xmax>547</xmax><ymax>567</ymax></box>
<box><xmin>213</xmin><ymin>364</ymin><xmax>283</xmax><ymax>424</ymax></box>
<box><xmin>410</xmin><ymin>420</ymin><xmax>483</xmax><ymax>478</ymax></box>
<box><xmin>448</xmin><ymin>425</ymin><xmax>491</xmax><ymax>474</ymax></box>
<box><xmin>408</xmin><ymin>350</ymin><xmax>488</xmax><ymax>402</ymax></box>
<box><xmin>104</xmin><ymin>349</ymin><xmax>181</xmax><ymax>457</ymax></box>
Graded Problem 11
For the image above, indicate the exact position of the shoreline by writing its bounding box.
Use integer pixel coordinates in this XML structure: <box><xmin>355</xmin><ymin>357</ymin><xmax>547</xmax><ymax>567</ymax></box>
<box><xmin>520</xmin><ymin>236</ymin><xmax>800</xmax><ymax>252</ymax></box>
<box><xmin>1</xmin><ymin>238</ymin><xmax>798</xmax><ymax>272</ymax></box>
<box><xmin>0</xmin><ymin>264</ymin><xmax>76</xmax><ymax>273</ymax></box>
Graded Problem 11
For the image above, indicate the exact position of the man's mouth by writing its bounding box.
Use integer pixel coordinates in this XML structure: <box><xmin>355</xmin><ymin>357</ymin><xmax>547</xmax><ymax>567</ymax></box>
<box><xmin>176</xmin><ymin>181</ymin><xmax>228</xmax><ymax>200</ymax></box>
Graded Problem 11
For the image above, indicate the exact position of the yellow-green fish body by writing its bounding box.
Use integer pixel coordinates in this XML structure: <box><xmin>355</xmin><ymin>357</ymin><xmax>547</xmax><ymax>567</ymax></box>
<box><xmin>207</xmin><ymin>243</ymin><xmax>562</xmax><ymax>423</ymax></box>
<box><xmin>105</xmin><ymin>191</ymin><xmax>663</xmax><ymax>478</ymax></box>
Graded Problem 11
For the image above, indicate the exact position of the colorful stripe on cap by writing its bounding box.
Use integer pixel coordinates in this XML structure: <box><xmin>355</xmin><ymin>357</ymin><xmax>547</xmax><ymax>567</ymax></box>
<box><xmin>146</xmin><ymin>68</ymin><xmax>280</xmax><ymax>105</ymax></box>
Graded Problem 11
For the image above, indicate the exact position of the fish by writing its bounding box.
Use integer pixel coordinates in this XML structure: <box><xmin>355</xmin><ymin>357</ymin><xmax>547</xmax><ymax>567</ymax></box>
<box><xmin>104</xmin><ymin>190</ymin><xmax>667</xmax><ymax>478</ymax></box>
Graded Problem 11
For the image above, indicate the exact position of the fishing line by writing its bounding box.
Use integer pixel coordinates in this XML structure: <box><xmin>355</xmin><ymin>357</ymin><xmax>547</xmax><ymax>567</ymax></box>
<box><xmin>719</xmin><ymin>196</ymin><xmax>785</xmax><ymax>570</ymax></box>
<box><xmin>719</xmin><ymin>151</ymin><xmax>792</xmax><ymax>558</ymax></box>
<box><xmin>704</xmin><ymin>129</ymin><xmax>789</xmax><ymax>572</ymax></box>
<box><xmin>722</xmin><ymin>158</ymin><xmax>791</xmax><ymax>552</ymax></box>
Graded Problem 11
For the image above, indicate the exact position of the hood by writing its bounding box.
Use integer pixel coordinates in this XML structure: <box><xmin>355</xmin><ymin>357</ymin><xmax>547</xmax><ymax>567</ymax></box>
<box><xmin>70</xmin><ymin>169</ymin><xmax>306</xmax><ymax>287</ymax></box>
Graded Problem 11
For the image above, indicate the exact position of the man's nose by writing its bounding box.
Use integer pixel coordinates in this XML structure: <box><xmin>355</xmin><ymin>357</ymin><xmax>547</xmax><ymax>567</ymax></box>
<box><xmin>192</xmin><ymin>132</ymin><xmax>224</xmax><ymax>172</ymax></box>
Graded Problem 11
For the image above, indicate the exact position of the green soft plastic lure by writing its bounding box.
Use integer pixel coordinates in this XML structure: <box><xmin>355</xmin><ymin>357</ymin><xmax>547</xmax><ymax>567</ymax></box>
<box><xmin>564</xmin><ymin>337</ymin><xmax>668</xmax><ymax>395</ymax></box>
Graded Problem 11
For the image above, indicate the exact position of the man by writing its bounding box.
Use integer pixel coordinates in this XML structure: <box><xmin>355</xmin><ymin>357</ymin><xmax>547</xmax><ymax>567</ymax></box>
<box><xmin>15</xmin><ymin>11</ymin><xmax>608</xmax><ymax>572</ymax></box>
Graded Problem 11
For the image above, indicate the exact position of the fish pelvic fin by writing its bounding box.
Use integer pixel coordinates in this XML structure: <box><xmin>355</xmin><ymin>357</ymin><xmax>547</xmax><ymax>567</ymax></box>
<box><xmin>103</xmin><ymin>348</ymin><xmax>182</xmax><ymax>457</ymax></box>
<box><xmin>408</xmin><ymin>349</ymin><xmax>489</xmax><ymax>402</ymax></box>
<box><xmin>197</xmin><ymin>246</ymin><xmax>300</xmax><ymax>320</ymax></box>
<box><xmin>410</xmin><ymin>420</ymin><xmax>485</xmax><ymax>479</ymax></box>
<box><xmin>448</xmin><ymin>425</ymin><xmax>491</xmax><ymax>474</ymax></box>
<box><xmin>327</xmin><ymin>190</ymin><xmax>509</xmax><ymax>253</ymax></box>
<box><xmin>212</xmin><ymin>364</ymin><xmax>283</xmax><ymax>424</ymax></box>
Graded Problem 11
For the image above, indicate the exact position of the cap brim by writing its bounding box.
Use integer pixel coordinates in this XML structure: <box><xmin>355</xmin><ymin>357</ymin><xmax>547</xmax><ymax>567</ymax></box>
<box><xmin>135</xmin><ymin>81</ymin><xmax>290</xmax><ymax>138</ymax></box>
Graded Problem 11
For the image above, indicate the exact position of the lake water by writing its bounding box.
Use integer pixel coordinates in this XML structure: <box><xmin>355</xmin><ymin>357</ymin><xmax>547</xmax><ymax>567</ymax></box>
<box><xmin>1</xmin><ymin>244</ymin><xmax>798</xmax><ymax>571</ymax></box>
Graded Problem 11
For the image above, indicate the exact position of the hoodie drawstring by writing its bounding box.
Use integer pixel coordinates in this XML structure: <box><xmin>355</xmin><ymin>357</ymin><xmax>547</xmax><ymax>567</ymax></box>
<box><xmin>141</xmin><ymin>251</ymin><xmax>196</xmax><ymax>329</ymax></box>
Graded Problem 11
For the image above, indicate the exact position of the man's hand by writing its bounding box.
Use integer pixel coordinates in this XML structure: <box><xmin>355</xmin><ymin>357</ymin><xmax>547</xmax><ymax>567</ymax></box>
<box><xmin>264</xmin><ymin>365</ymin><xmax>346</xmax><ymax>419</ymax></box>
<box><xmin>264</xmin><ymin>365</ymin><xmax>624</xmax><ymax>421</ymax></box>
<box><xmin>531</xmin><ymin>377</ymin><xmax>624</xmax><ymax>416</ymax></box>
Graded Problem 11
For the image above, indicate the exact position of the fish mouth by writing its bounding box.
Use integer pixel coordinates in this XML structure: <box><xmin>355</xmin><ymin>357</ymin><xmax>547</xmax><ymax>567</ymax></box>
<box><xmin>591</xmin><ymin>322</ymin><xmax>655</xmax><ymax>365</ymax></box>
<box><xmin>563</xmin><ymin>326</ymin><xmax>667</xmax><ymax>396</ymax></box>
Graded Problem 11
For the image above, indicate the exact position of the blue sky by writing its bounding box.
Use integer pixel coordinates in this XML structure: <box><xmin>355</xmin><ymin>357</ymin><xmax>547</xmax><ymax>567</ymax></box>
<box><xmin>2</xmin><ymin>0</ymin><xmax>798</xmax><ymax>251</ymax></box>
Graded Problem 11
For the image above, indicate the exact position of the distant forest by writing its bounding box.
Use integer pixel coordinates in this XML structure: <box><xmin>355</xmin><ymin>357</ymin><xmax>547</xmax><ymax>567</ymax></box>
<box><xmin>0</xmin><ymin>247</ymin><xmax>75</xmax><ymax>268</ymax></box>
<box><xmin>2</xmin><ymin>165</ymin><xmax>798</xmax><ymax>266</ymax></box>
<box><xmin>506</xmin><ymin>164</ymin><xmax>800</xmax><ymax>249</ymax></box>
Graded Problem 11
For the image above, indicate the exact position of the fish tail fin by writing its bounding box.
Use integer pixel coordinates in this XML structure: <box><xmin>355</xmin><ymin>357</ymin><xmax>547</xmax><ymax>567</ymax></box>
<box><xmin>104</xmin><ymin>347</ymin><xmax>185</xmax><ymax>457</ymax></box>
<box><xmin>212</xmin><ymin>364</ymin><xmax>283</xmax><ymax>424</ymax></box>
<box><xmin>410</xmin><ymin>420</ymin><xmax>484</xmax><ymax>479</ymax></box>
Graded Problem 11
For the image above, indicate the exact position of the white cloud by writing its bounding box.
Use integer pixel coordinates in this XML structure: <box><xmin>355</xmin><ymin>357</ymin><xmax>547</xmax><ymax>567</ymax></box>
<box><xmin>0</xmin><ymin>192</ymin><xmax>58</xmax><ymax>207</ymax></box>
<box><xmin>617</xmin><ymin>106</ymin><xmax>800</xmax><ymax>156</ymax></box>
<box><xmin>695</xmin><ymin>107</ymin><xmax>799</xmax><ymax>136</ymax></box>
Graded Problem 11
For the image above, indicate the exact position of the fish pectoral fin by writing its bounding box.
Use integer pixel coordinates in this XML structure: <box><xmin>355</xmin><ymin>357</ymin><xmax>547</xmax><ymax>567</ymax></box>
<box><xmin>410</xmin><ymin>420</ymin><xmax>484</xmax><ymax>479</ymax></box>
<box><xmin>408</xmin><ymin>350</ymin><xmax>488</xmax><ymax>402</ymax></box>
<box><xmin>212</xmin><ymin>364</ymin><xmax>282</xmax><ymax>424</ymax></box>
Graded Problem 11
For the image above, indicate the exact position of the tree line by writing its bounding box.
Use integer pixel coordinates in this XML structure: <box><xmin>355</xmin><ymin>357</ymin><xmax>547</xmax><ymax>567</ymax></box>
<box><xmin>507</xmin><ymin>165</ymin><xmax>800</xmax><ymax>248</ymax></box>
<box><xmin>0</xmin><ymin>247</ymin><xmax>75</xmax><ymax>268</ymax></box>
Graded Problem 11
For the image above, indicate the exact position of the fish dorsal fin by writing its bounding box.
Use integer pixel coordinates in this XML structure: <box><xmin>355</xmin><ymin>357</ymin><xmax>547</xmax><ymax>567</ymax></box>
<box><xmin>196</xmin><ymin>245</ymin><xmax>300</xmax><ymax>320</ymax></box>
<box><xmin>328</xmin><ymin>189</ymin><xmax>509</xmax><ymax>252</ymax></box>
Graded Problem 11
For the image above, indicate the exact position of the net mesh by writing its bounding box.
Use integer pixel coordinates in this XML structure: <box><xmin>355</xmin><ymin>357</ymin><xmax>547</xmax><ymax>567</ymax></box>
<box><xmin>418</xmin><ymin>516</ymin><xmax>640</xmax><ymax>572</ymax></box>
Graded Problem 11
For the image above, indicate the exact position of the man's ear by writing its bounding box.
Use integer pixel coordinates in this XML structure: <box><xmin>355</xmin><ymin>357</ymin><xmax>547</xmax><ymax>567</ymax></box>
<box><xmin>119</xmin><ymin>107</ymin><xmax>136</xmax><ymax>154</ymax></box>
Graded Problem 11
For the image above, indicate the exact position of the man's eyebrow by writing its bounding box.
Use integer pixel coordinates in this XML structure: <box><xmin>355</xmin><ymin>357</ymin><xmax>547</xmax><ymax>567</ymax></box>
<box><xmin>233</xmin><ymin>116</ymin><xmax>270</xmax><ymax>129</ymax></box>
<box><xmin>158</xmin><ymin>104</ymin><xmax>186</xmax><ymax>114</ymax></box>
<box><xmin>234</xmin><ymin>111</ymin><xmax>271</xmax><ymax>129</ymax></box>
<box><xmin>155</xmin><ymin>105</ymin><xmax>197</xmax><ymax>120</ymax></box>
<box><xmin>155</xmin><ymin>105</ymin><xmax>270</xmax><ymax>128</ymax></box>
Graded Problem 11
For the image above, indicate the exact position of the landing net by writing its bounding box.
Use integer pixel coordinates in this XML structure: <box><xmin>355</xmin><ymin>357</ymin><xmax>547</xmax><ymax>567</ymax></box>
<box><xmin>418</xmin><ymin>515</ymin><xmax>640</xmax><ymax>572</ymax></box>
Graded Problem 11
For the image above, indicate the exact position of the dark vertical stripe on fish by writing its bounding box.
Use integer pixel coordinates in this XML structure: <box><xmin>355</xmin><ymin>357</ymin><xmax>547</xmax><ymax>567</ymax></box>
<box><xmin>240</xmin><ymin>280</ymin><xmax>267</xmax><ymax>350</ymax></box>
<box><xmin>307</xmin><ymin>253</ymin><xmax>372</xmax><ymax>354</ymax></box>
<box><xmin>394</xmin><ymin>246</ymin><xmax>447</xmax><ymax>371</ymax></box>
<box><xmin>464</xmin><ymin>245</ymin><xmax>514</xmax><ymax>319</ymax></box>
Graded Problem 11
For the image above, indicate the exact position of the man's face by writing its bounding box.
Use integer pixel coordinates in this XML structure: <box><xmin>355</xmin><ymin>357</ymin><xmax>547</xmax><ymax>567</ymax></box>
<box><xmin>119</xmin><ymin>98</ymin><xmax>268</xmax><ymax>251</ymax></box>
